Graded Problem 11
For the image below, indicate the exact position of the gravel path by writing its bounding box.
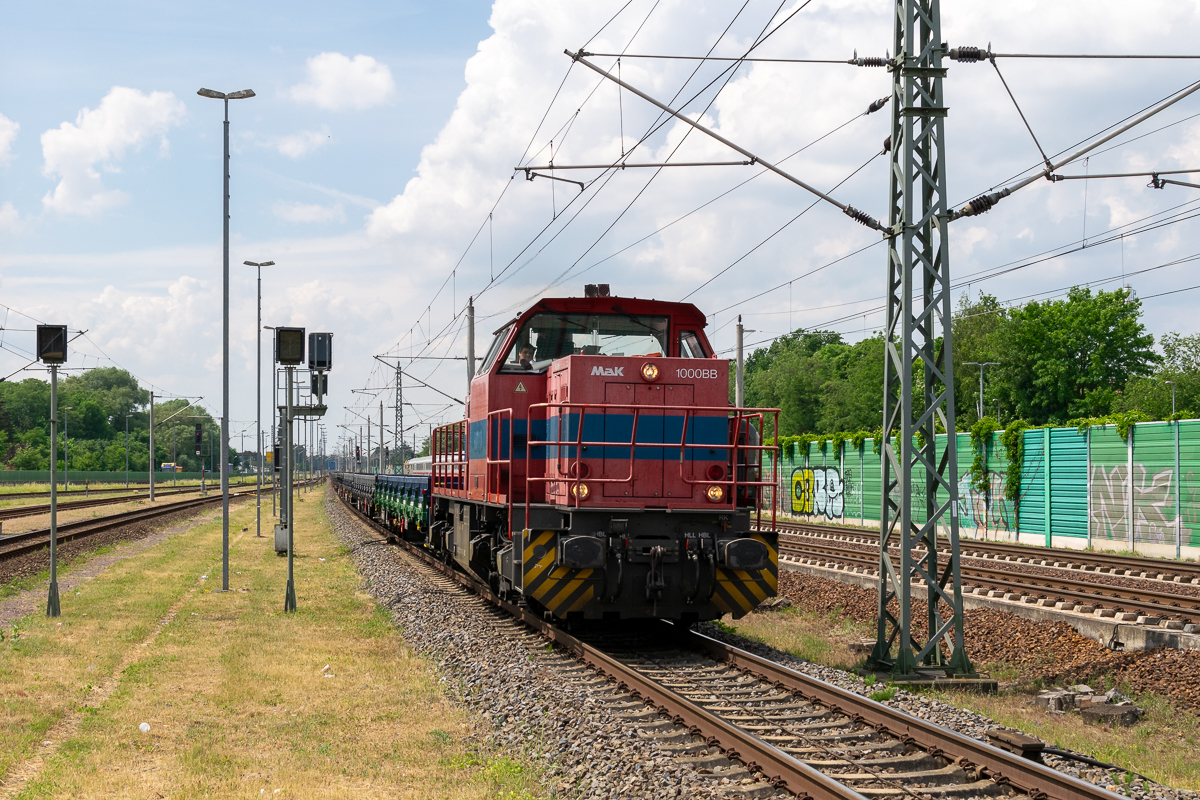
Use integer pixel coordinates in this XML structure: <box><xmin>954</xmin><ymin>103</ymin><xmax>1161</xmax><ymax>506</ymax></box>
<box><xmin>327</xmin><ymin>492</ymin><xmax>789</xmax><ymax>799</ymax></box>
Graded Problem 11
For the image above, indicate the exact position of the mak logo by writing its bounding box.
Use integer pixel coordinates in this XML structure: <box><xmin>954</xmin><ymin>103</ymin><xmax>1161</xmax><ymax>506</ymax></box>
<box><xmin>591</xmin><ymin>365</ymin><xmax>625</xmax><ymax>377</ymax></box>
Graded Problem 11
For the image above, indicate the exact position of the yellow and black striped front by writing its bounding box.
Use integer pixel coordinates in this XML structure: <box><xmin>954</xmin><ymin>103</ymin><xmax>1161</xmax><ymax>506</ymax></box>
<box><xmin>520</xmin><ymin>529</ymin><xmax>600</xmax><ymax>618</ymax></box>
<box><xmin>711</xmin><ymin>530</ymin><xmax>778</xmax><ymax>619</ymax></box>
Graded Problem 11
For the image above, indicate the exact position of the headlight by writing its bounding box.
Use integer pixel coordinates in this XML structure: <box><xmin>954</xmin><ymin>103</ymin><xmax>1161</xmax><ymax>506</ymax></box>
<box><xmin>571</xmin><ymin>482</ymin><xmax>590</xmax><ymax>500</ymax></box>
<box><xmin>641</xmin><ymin>362</ymin><xmax>659</xmax><ymax>381</ymax></box>
<box><xmin>706</xmin><ymin>485</ymin><xmax>725</xmax><ymax>503</ymax></box>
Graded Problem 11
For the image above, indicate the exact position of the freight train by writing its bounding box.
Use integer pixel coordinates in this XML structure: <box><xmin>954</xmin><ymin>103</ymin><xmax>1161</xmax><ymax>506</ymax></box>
<box><xmin>333</xmin><ymin>287</ymin><xmax>780</xmax><ymax>624</ymax></box>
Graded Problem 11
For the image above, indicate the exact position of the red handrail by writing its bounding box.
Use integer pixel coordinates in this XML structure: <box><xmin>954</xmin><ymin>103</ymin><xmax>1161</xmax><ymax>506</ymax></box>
<box><xmin>521</xmin><ymin>401</ymin><xmax>779</xmax><ymax>531</ymax></box>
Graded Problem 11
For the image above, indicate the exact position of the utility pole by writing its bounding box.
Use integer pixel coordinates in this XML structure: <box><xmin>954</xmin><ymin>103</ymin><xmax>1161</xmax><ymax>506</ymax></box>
<box><xmin>148</xmin><ymin>391</ymin><xmax>155</xmax><ymax>502</ymax></box>
<box><xmin>395</xmin><ymin>362</ymin><xmax>403</xmax><ymax>468</ymax></box>
<box><xmin>735</xmin><ymin>316</ymin><xmax>744</xmax><ymax>407</ymax></box>
<box><xmin>870</xmin><ymin>0</ymin><xmax>973</xmax><ymax>678</ymax></box>
<box><xmin>379</xmin><ymin>402</ymin><xmax>385</xmax><ymax>474</ymax></box>
<box><xmin>467</xmin><ymin>296</ymin><xmax>476</xmax><ymax>390</ymax></box>
<box><xmin>964</xmin><ymin>362</ymin><xmax>999</xmax><ymax>420</ymax></box>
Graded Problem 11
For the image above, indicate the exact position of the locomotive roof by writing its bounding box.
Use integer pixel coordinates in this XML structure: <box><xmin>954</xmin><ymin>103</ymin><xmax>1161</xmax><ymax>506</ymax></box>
<box><xmin>511</xmin><ymin>295</ymin><xmax>708</xmax><ymax>329</ymax></box>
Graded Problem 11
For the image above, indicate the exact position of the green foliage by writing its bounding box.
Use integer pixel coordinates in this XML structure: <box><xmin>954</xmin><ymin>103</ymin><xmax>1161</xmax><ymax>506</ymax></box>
<box><xmin>0</xmin><ymin>368</ymin><xmax>244</xmax><ymax>472</ymax></box>
<box><xmin>868</xmin><ymin>684</ymin><xmax>897</xmax><ymax>702</ymax></box>
<box><xmin>1068</xmin><ymin>410</ymin><xmax>1152</xmax><ymax>441</ymax></box>
<box><xmin>969</xmin><ymin>416</ymin><xmax>999</xmax><ymax>495</ymax></box>
<box><xmin>1000</xmin><ymin>420</ymin><xmax>1029</xmax><ymax>503</ymax></box>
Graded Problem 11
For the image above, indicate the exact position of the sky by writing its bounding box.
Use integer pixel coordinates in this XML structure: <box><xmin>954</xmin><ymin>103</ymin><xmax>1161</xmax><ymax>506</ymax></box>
<box><xmin>2</xmin><ymin>0</ymin><xmax>1200</xmax><ymax>459</ymax></box>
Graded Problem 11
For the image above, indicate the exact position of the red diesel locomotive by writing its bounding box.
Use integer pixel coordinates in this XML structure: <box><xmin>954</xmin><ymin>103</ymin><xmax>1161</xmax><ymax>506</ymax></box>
<box><xmin>426</xmin><ymin>286</ymin><xmax>780</xmax><ymax>624</ymax></box>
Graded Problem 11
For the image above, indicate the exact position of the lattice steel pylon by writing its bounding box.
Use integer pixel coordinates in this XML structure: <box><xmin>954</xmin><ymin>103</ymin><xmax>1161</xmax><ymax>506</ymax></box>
<box><xmin>868</xmin><ymin>0</ymin><xmax>973</xmax><ymax>678</ymax></box>
<box><xmin>395</xmin><ymin>361</ymin><xmax>402</xmax><ymax>470</ymax></box>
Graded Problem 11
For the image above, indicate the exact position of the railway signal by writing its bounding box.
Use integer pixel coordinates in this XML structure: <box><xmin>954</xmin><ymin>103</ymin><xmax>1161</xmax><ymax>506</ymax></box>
<box><xmin>36</xmin><ymin>324</ymin><xmax>68</xmax><ymax>618</ymax></box>
<box><xmin>194</xmin><ymin>424</ymin><xmax>203</xmax><ymax>457</ymax></box>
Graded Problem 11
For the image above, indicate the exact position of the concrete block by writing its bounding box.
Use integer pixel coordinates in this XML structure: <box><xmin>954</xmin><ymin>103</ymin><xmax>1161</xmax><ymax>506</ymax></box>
<box><xmin>1037</xmin><ymin>598</ymin><xmax>1057</xmax><ymax>607</ymax></box>
<box><xmin>1081</xmin><ymin>704</ymin><xmax>1143</xmax><ymax>727</ymax></box>
<box><xmin>1035</xmin><ymin>690</ymin><xmax>1075</xmax><ymax>712</ymax></box>
<box><xmin>1136</xmin><ymin>616</ymin><xmax>1161</xmax><ymax>626</ymax></box>
<box><xmin>1114</xmin><ymin>612</ymin><xmax>1139</xmax><ymax>622</ymax></box>
<box><xmin>1023</xmin><ymin>596</ymin><xmax>1040</xmax><ymax>604</ymax></box>
<box><xmin>1075</xmin><ymin>604</ymin><xmax>1095</xmax><ymax>613</ymax></box>
<box><xmin>1161</xmin><ymin>619</ymin><xmax>1185</xmax><ymax>631</ymax></box>
<box><xmin>1094</xmin><ymin>608</ymin><xmax>1116</xmax><ymax>618</ymax></box>
<box><xmin>1184</xmin><ymin>623</ymin><xmax>1200</xmax><ymax>634</ymax></box>
<box><xmin>1055</xmin><ymin>601</ymin><xmax>1075</xmax><ymax>610</ymax></box>
<box><xmin>1004</xmin><ymin>593</ymin><xmax>1023</xmax><ymax>601</ymax></box>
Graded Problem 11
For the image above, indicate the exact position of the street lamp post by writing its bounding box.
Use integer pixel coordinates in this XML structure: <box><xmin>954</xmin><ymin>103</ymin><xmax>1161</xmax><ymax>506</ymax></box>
<box><xmin>198</xmin><ymin>86</ymin><xmax>255</xmax><ymax>593</ymax></box>
<box><xmin>36</xmin><ymin>325</ymin><xmax>67</xmax><ymax>618</ymax></box>
<box><xmin>125</xmin><ymin>413</ymin><xmax>133</xmax><ymax>489</ymax></box>
<box><xmin>964</xmin><ymin>362</ymin><xmax>1000</xmax><ymax>420</ymax></box>
<box><xmin>245</xmin><ymin>262</ymin><xmax>275</xmax><ymax>537</ymax></box>
<box><xmin>1166</xmin><ymin>380</ymin><xmax>1177</xmax><ymax>416</ymax></box>
<box><xmin>61</xmin><ymin>407</ymin><xmax>73</xmax><ymax>491</ymax></box>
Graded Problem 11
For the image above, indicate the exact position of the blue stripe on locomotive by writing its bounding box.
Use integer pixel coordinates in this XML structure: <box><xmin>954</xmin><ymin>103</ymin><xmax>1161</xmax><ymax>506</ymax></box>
<box><xmin>468</xmin><ymin>414</ymin><xmax>725</xmax><ymax>461</ymax></box>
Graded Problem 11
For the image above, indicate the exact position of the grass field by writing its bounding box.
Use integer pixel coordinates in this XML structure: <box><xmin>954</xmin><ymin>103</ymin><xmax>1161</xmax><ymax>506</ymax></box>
<box><xmin>0</xmin><ymin>484</ymin><xmax>541</xmax><ymax>798</ymax></box>
<box><xmin>726</xmin><ymin>607</ymin><xmax>1200</xmax><ymax>791</ymax></box>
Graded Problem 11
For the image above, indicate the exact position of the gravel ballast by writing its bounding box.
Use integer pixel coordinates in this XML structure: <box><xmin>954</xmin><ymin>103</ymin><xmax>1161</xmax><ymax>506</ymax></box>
<box><xmin>327</xmin><ymin>492</ymin><xmax>788</xmax><ymax>799</ymax></box>
<box><xmin>329</xmin><ymin>491</ymin><xmax>1196</xmax><ymax>800</ymax></box>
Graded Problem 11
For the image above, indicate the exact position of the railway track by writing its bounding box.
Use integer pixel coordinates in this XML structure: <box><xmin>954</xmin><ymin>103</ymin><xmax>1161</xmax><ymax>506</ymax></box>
<box><xmin>0</xmin><ymin>483</ymin><xmax>267</xmax><ymax>523</ymax></box>
<box><xmin>337</xmin><ymin>491</ymin><xmax>1118</xmax><ymax>800</ymax></box>
<box><xmin>0</xmin><ymin>479</ymin><xmax>268</xmax><ymax>503</ymax></box>
<box><xmin>0</xmin><ymin>482</ymin><xmax>311</xmax><ymax>566</ymax></box>
<box><xmin>769</xmin><ymin>519</ymin><xmax>1200</xmax><ymax>585</ymax></box>
<box><xmin>775</xmin><ymin>531</ymin><xmax>1200</xmax><ymax>626</ymax></box>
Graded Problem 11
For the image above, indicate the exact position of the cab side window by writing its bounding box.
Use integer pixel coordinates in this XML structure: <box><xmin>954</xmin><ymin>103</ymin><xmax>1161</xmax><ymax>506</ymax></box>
<box><xmin>678</xmin><ymin>330</ymin><xmax>707</xmax><ymax>358</ymax></box>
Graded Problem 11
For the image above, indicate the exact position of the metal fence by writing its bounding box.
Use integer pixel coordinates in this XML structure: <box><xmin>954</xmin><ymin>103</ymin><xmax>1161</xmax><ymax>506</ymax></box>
<box><xmin>769</xmin><ymin>420</ymin><xmax>1200</xmax><ymax>558</ymax></box>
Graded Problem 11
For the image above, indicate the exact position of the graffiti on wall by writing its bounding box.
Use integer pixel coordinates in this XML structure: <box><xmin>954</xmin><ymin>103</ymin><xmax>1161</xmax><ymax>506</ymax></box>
<box><xmin>955</xmin><ymin>472</ymin><xmax>1015</xmax><ymax>532</ymax></box>
<box><xmin>791</xmin><ymin>467</ymin><xmax>844</xmax><ymax>519</ymax></box>
<box><xmin>1090</xmin><ymin>464</ymin><xmax>1178</xmax><ymax>544</ymax></box>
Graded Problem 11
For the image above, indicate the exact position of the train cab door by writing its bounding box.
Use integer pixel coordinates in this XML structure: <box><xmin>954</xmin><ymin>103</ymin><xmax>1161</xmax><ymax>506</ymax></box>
<box><xmin>600</xmin><ymin>381</ymin><xmax>666</xmax><ymax>499</ymax></box>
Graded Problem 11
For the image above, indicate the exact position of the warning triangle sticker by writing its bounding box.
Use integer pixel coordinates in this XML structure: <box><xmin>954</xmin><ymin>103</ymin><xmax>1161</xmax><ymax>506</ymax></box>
<box><xmin>514</xmin><ymin>381</ymin><xmax>528</xmax><ymax>393</ymax></box>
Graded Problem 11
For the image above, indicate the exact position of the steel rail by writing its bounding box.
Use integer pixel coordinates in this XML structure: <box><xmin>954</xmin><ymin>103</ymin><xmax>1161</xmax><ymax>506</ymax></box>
<box><xmin>0</xmin><ymin>481</ymin><xmax>314</xmax><ymax>563</ymax></box>
<box><xmin>685</xmin><ymin>629</ymin><xmax>1120</xmax><ymax>800</ymax></box>
<box><xmin>335</xmin><ymin>487</ymin><xmax>1115</xmax><ymax>800</ymax></box>
<box><xmin>777</xmin><ymin>536</ymin><xmax>1199</xmax><ymax>621</ymax></box>
<box><xmin>0</xmin><ymin>479</ymin><xmax>263</xmax><ymax>502</ymax></box>
<box><xmin>0</xmin><ymin>485</ymin><xmax>233</xmax><ymax>522</ymax></box>
<box><xmin>771</xmin><ymin>519</ymin><xmax>1200</xmax><ymax>582</ymax></box>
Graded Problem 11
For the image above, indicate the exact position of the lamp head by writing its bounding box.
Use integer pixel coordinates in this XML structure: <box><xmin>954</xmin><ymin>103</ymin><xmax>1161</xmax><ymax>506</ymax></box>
<box><xmin>197</xmin><ymin>88</ymin><xmax>226</xmax><ymax>99</ymax></box>
<box><xmin>227</xmin><ymin>89</ymin><xmax>256</xmax><ymax>99</ymax></box>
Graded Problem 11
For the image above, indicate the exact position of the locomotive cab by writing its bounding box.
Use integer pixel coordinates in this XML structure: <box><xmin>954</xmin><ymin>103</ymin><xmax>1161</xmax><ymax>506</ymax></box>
<box><xmin>430</xmin><ymin>290</ymin><xmax>779</xmax><ymax>623</ymax></box>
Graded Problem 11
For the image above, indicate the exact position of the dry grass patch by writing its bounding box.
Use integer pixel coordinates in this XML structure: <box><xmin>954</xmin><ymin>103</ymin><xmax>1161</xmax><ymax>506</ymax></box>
<box><xmin>723</xmin><ymin>606</ymin><xmax>1200</xmax><ymax>791</ymax></box>
<box><xmin>720</xmin><ymin>607</ymin><xmax>874</xmax><ymax>671</ymax></box>
<box><xmin>1</xmin><ymin>487</ymin><xmax>542</xmax><ymax>799</ymax></box>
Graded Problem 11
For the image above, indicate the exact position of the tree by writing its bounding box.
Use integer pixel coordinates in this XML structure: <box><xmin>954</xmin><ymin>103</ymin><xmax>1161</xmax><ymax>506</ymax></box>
<box><xmin>992</xmin><ymin>287</ymin><xmax>1157</xmax><ymax>424</ymax></box>
<box><xmin>951</xmin><ymin>292</ymin><xmax>1010</xmax><ymax>425</ymax></box>
<box><xmin>1116</xmin><ymin>331</ymin><xmax>1200</xmax><ymax>418</ymax></box>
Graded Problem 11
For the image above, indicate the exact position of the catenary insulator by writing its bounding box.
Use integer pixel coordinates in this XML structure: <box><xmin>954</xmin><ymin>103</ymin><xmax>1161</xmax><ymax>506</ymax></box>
<box><xmin>883</xmin><ymin>135</ymin><xmax>892</xmax><ymax>153</ymax></box>
<box><xmin>850</xmin><ymin>56</ymin><xmax>888</xmax><ymax>67</ymax></box>
<box><xmin>957</xmin><ymin>188</ymin><xmax>1011</xmax><ymax>217</ymax></box>
<box><xmin>949</xmin><ymin>46</ymin><xmax>986</xmax><ymax>62</ymax></box>
<box><xmin>842</xmin><ymin>205</ymin><xmax>878</xmax><ymax>229</ymax></box>
<box><xmin>867</xmin><ymin>97</ymin><xmax>889</xmax><ymax>115</ymax></box>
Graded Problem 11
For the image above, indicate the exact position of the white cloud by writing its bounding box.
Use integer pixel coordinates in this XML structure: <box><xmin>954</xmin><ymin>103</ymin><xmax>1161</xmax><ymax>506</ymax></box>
<box><xmin>273</xmin><ymin>201</ymin><xmax>346</xmax><ymax>224</ymax></box>
<box><xmin>0</xmin><ymin>113</ymin><xmax>18</xmax><ymax>166</ymax></box>
<box><xmin>274</xmin><ymin>128</ymin><xmax>330</xmax><ymax>158</ymax></box>
<box><xmin>40</xmin><ymin>86</ymin><xmax>186</xmax><ymax>215</ymax></box>
<box><xmin>288</xmin><ymin>52</ymin><xmax>396</xmax><ymax>111</ymax></box>
<box><xmin>0</xmin><ymin>202</ymin><xmax>18</xmax><ymax>230</ymax></box>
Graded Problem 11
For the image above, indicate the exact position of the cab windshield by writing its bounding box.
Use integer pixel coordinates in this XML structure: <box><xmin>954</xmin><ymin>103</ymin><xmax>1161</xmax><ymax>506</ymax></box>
<box><xmin>499</xmin><ymin>312</ymin><xmax>669</xmax><ymax>373</ymax></box>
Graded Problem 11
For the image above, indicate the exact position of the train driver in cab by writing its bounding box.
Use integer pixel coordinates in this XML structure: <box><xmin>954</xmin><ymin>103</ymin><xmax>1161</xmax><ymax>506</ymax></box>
<box><xmin>518</xmin><ymin>343</ymin><xmax>536</xmax><ymax>370</ymax></box>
